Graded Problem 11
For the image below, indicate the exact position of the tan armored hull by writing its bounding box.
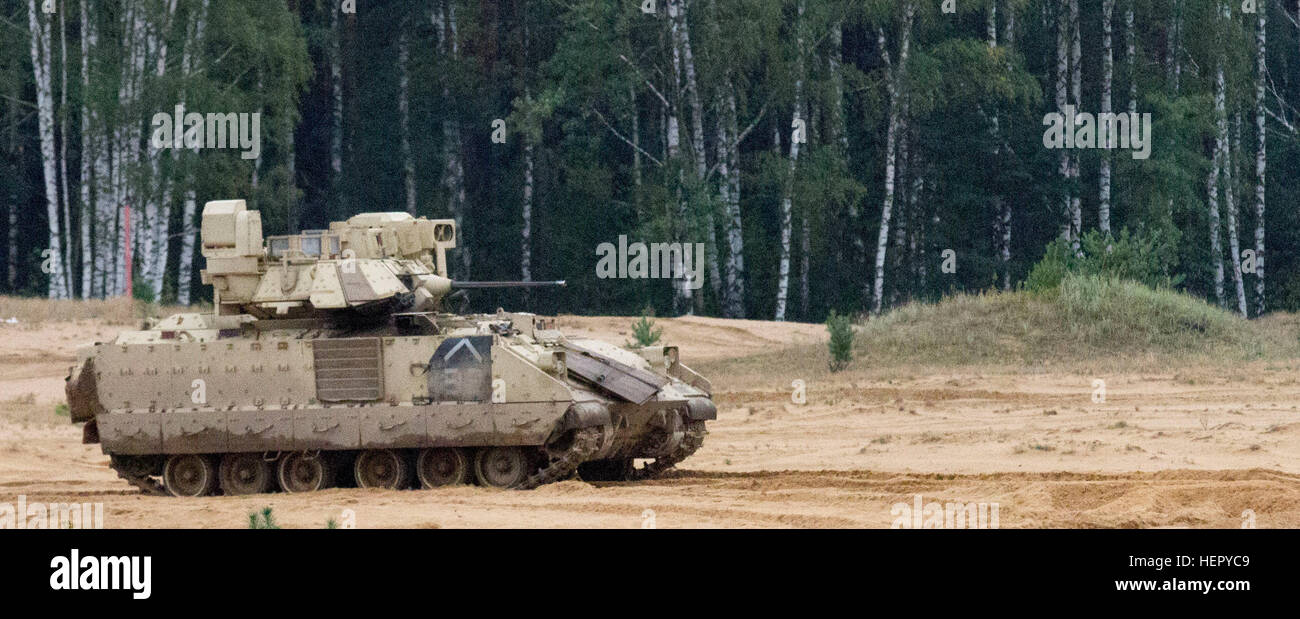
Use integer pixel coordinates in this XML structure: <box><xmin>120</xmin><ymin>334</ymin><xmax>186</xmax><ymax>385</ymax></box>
<box><xmin>63</xmin><ymin>199</ymin><xmax>716</xmax><ymax>496</ymax></box>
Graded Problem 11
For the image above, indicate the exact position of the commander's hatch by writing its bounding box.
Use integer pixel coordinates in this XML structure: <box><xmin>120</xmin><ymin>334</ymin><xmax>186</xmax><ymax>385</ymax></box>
<box><xmin>562</xmin><ymin>343</ymin><xmax>667</xmax><ymax>405</ymax></box>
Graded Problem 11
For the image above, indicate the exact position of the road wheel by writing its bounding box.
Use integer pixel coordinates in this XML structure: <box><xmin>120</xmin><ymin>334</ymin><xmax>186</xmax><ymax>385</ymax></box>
<box><xmin>416</xmin><ymin>448</ymin><xmax>469</xmax><ymax>488</ymax></box>
<box><xmin>354</xmin><ymin>449</ymin><xmax>410</xmax><ymax>490</ymax></box>
<box><xmin>277</xmin><ymin>452</ymin><xmax>334</xmax><ymax>493</ymax></box>
<box><xmin>473</xmin><ymin>447</ymin><xmax>530</xmax><ymax>488</ymax></box>
<box><xmin>162</xmin><ymin>454</ymin><xmax>218</xmax><ymax>497</ymax></box>
<box><xmin>219</xmin><ymin>453</ymin><xmax>274</xmax><ymax>495</ymax></box>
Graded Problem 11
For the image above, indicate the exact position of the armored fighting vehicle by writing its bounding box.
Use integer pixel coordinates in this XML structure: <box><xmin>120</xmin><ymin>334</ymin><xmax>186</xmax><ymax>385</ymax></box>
<box><xmin>64</xmin><ymin>200</ymin><xmax>715</xmax><ymax>496</ymax></box>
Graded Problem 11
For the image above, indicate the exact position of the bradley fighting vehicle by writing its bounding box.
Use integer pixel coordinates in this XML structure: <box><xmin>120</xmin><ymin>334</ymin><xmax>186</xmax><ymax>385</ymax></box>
<box><xmin>64</xmin><ymin>200</ymin><xmax>715</xmax><ymax>496</ymax></box>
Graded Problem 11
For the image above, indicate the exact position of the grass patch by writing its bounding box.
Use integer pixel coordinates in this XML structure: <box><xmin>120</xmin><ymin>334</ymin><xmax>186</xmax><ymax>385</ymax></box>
<box><xmin>853</xmin><ymin>274</ymin><xmax>1291</xmax><ymax>368</ymax></box>
<box><xmin>698</xmin><ymin>274</ymin><xmax>1300</xmax><ymax>388</ymax></box>
<box><xmin>0</xmin><ymin>394</ymin><xmax>64</xmax><ymax>428</ymax></box>
<box><xmin>0</xmin><ymin>295</ymin><xmax>198</xmax><ymax>326</ymax></box>
<box><xmin>248</xmin><ymin>507</ymin><xmax>281</xmax><ymax>529</ymax></box>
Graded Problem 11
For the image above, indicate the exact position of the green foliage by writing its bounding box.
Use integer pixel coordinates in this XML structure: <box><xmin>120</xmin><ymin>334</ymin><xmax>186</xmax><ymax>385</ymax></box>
<box><xmin>131</xmin><ymin>279</ymin><xmax>155</xmax><ymax>304</ymax></box>
<box><xmin>325</xmin><ymin>518</ymin><xmax>338</xmax><ymax>529</ymax></box>
<box><xmin>1024</xmin><ymin>230</ymin><xmax>1183</xmax><ymax>294</ymax></box>
<box><xmin>825</xmin><ymin>310</ymin><xmax>854</xmax><ymax>372</ymax></box>
<box><xmin>248</xmin><ymin>507</ymin><xmax>280</xmax><ymax>530</ymax></box>
<box><xmin>7</xmin><ymin>0</ymin><xmax>1300</xmax><ymax>322</ymax></box>
<box><xmin>629</xmin><ymin>306</ymin><xmax>663</xmax><ymax>348</ymax></box>
<box><xmin>53</xmin><ymin>403</ymin><xmax>69</xmax><ymax>417</ymax></box>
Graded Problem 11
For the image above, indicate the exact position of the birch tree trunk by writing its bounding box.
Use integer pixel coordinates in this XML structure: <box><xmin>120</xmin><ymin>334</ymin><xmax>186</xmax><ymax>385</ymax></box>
<box><xmin>665</xmin><ymin>0</ymin><xmax>694</xmax><ymax>313</ymax></box>
<box><xmin>285</xmin><ymin>113</ymin><xmax>297</xmax><ymax>232</ymax></box>
<box><xmin>630</xmin><ymin>86</ymin><xmax>641</xmax><ymax>188</ymax></box>
<box><xmin>399</xmin><ymin>29</ymin><xmax>415</xmax><ymax>215</ymax></box>
<box><xmin>6</xmin><ymin>77</ymin><xmax>15</xmax><ymax>291</ymax></box>
<box><xmin>78</xmin><ymin>0</ymin><xmax>93</xmax><ymax>298</ymax></box>
<box><xmin>1226</xmin><ymin>113</ymin><xmax>1247</xmax><ymax>317</ymax></box>
<box><xmin>1126</xmin><ymin>0</ymin><xmax>1136</xmax><ymax>115</ymax></box>
<box><xmin>989</xmin><ymin>1</ymin><xmax>1011</xmax><ymax>290</ymax></box>
<box><xmin>146</xmin><ymin>0</ymin><xmax>177</xmax><ymax>301</ymax></box>
<box><xmin>28</xmin><ymin>0</ymin><xmax>67</xmax><ymax>299</ymax></box>
<box><xmin>829</xmin><ymin>19</ymin><xmax>848</xmax><ymax>152</ymax></box>
<box><xmin>436</xmin><ymin>1</ymin><xmax>469</xmax><ymax>278</ymax></box>
<box><xmin>674</xmin><ymin>0</ymin><xmax>720</xmax><ymax>308</ymax></box>
<box><xmin>58</xmin><ymin>5</ymin><xmax>73</xmax><ymax>297</ymax></box>
<box><xmin>331</xmin><ymin>7</ymin><xmax>343</xmax><ymax>181</ymax></box>
<box><xmin>521</xmin><ymin>140</ymin><xmax>533</xmax><ymax>283</ymax></box>
<box><xmin>176</xmin><ymin>0</ymin><xmax>208</xmax><ymax>306</ymax></box>
<box><xmin>871</xmin><ymin>2</ymin><xmax>914</xmax><ymax>316</ymax></box>
<box><xmin>892</xmin><ymin>107</ymin><xmax>909</xmax><ymax>306</ymax></box>
<box><xmin>1068</xmin><ymin>0</ymin><xmax>1081</xmax><ymax>246</ymax></box>
<box><xmin>520</xmin><ymin>16</ymin><xmax>533</xmax><ymax>285</ymax></box>
<box><xmin>5</xmin><ymin>73</ymin><xmax>12</xmax><ymax>291</ymax></box>
<box><xmin>774</xmin><ymin>0</ymin><xmax>806</xmax><ymax>322</ymax></box>
<box><xmin>799</xmin><ymin>209</ymin><xmax>810</xmax><ymax>319</ymax></box>
<box><xmin>1098</xmin><ymin>0</ymin><xmax>1114</xmax><ymax>235</ymax></box>
<box><xmin>113</xmin><ymin>3</ymin><xmax>148</xmax><ymax>296</ymax></box>
<box><xmin>1209</xmin><ymin>60</ymin><xmax>1227</xmax><ymax>307</ymax></box>
<box><xmin>717</xmin><ymin>87</ymin><xmax>745</xmax><ymax>318</ymax></box>
<box><xmin>1055</xmin><ymin>0</ymin><xmax>1071</xmax><ymax>242</ymax></box>
<box><xmin>90</xmin><ymin>2</ymin><xmax>113</xmax><ymax>296</ymax></box>
<box><xmin>1252</xmin><ymin>5</ymin><xmax>1266</xmax><ymax>315</ymax></box>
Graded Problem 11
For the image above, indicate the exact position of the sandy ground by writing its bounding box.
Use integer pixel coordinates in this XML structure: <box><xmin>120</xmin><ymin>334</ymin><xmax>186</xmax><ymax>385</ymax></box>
<box><xmin>2</xmin><ymin>315</ymin><xmax>1299</xmax><ymax>528</ymax></box>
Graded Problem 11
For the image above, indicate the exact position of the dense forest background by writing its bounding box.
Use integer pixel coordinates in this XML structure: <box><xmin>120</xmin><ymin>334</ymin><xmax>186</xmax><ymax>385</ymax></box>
<box><xmin>2</xmin><ymin>0</ymin><xmax>1299</xmax><ymax>322</ymax></box>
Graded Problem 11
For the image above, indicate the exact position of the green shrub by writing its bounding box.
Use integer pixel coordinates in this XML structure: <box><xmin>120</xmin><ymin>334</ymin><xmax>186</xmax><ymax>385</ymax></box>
<box><xmin>131</xmin><ymin>278</ymin><xmax>155</xmax><ymax>304</ymax></box>
<box><xmin>1023</xmin><ymin>240</ymin><xmax>1072</xmax><ymax>294</ymax></box>
<box><xmin>826</xmin><ymin>310</ymin><xmax>854</xmax><ymax>372</ymax></box>
<box><xmin>1024</xmin><ymin>229</ymin><xmax>1182</xmax><ymax>294</ymax></box>
<box><xmin>630</xmin><ymin>306</ymin><xmax>663</xmax><ymax>347</ymax></box>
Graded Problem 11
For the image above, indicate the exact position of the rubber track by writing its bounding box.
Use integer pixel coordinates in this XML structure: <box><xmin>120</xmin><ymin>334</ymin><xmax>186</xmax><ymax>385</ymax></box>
<box><xmin>511</xmin><ymin>427</ymin><xmax>603</xmax><ymax>490</ymax></box>
<box><xmin>112</xmin><ymin>467</ymin><xmax>168</xmax><ymax>496</ymax></box>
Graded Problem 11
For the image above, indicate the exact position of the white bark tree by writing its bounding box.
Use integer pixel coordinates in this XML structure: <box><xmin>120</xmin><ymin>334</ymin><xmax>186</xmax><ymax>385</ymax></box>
<box><xmin>1055</xmin><ymin>0</ymin><xmax>1071</xmax><ymax>242</ymax></box>
<box><xmin>435</xmin><ymin>0</ymin><xmax>469</xmax><ymax>277</ymax></box>
<box><xmin>78</xmin><ymin>0</ymin><xmax>94</xmax><ymax>298</ymax></box>
<box><xmin>57</xmin><ymin>3</ymin><xmax>72</xmax><ymax>297</ymax></box>
<box><xmin>331</xmin><ymin>7</ymin><xmax>343</xmax><ymax>182</ymax></box>
<box><xmin>1125</xmin><ymin>0</ymin><xmax>1136</xmax><ymax>115</ymax></box>
<box><xmin>27</xmin><ymin>0</ymin><xmax>68</xmax><ymax>299</ymax></box>
<box><xmin>989</xmin><ymin>0</ymin><xmax>1012</xmax><ymax>290</ymax></box>
<box><xmin>870</xmin><ymin>1</ymin><xmax>914</xmax><ymax>316</ymax></box>
<box><xmin>774</xmin><ymin>0</ymin><xmax>807</xmax><ymax>322</ymax></box>
<box><xmin>1209</xmin><ymin>39</ymin><xmax>1227</xmax><ymax>307</ymax></box>
<box><xmin>666</xmin><ymin>0</ymin><xmax>696</xmax><ymax>313</ymax></box>
<box><xmin>176</xmin><ymin>0</ymin><xmax>208</xmax><ymax>306</ymax></box>
<box><xmin>1226</xmin><ymin>113</ymin><xmax>1247</xmax><ymax>317</ymax></box>
<box><xmin>399</xmin><ymin>27</ymin><xmax>415</xmax><ymax>215</ymax></box>
<box><xmin>1252</xmin><ymin>5</ymin><xmax>1266</xmax><ymax>315</ymax></box>
<box><xmin>1099</xmin><ymin>0</ymin><xmax>1114</xmax><ymax>235</ymax></box>
<box><xmin>1068</xmin><ymin>0</ymin><xmax>1081</xmax><ymax>246</ymax></box>
<box><xmin>143</xmin><ymin>0</ymin><xmax>177</xmax><ymax>301</ymax></box>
